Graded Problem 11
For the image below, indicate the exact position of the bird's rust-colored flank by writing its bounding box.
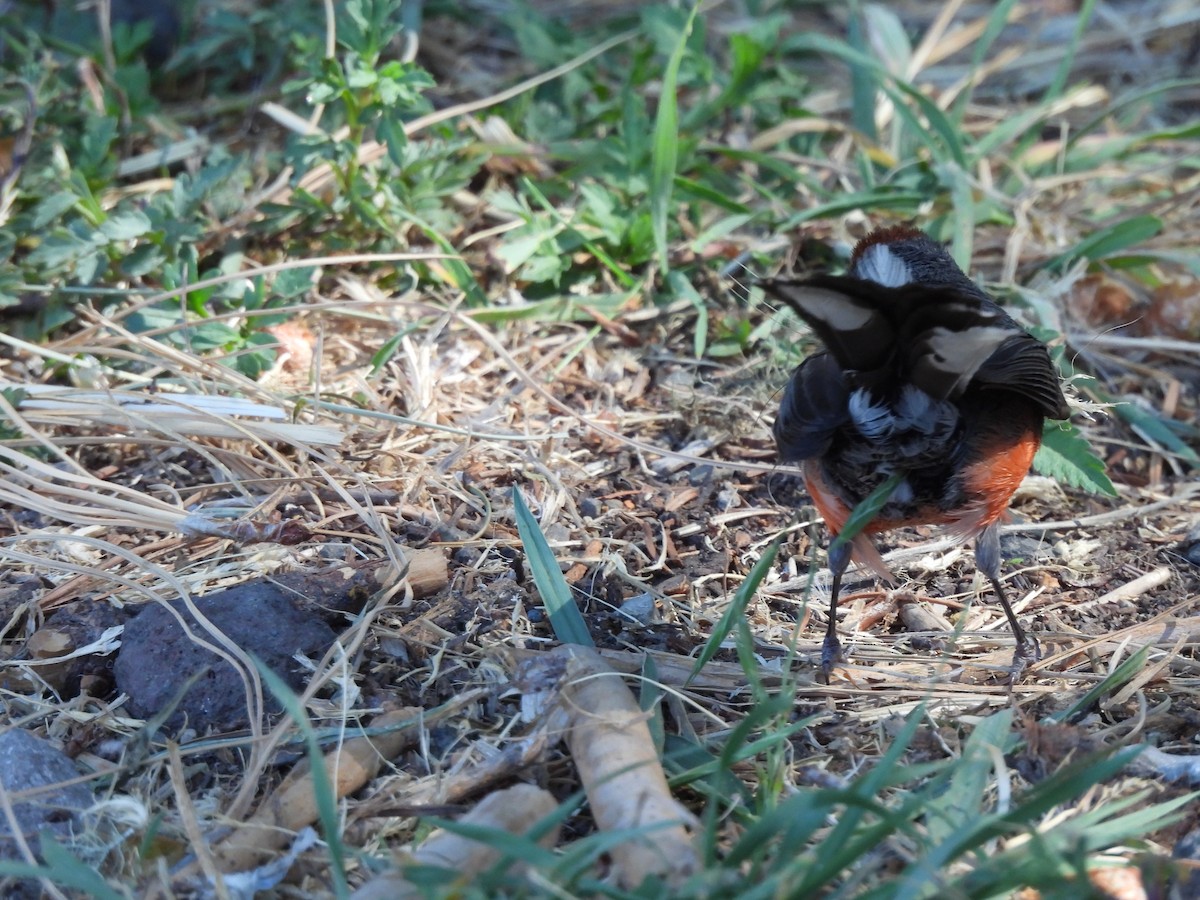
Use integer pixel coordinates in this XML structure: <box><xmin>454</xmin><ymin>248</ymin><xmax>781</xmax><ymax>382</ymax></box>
<box><xmin>761</xmin><ymin>226</ymin><xmax>1069</xmax><ymax>682</ymax></box>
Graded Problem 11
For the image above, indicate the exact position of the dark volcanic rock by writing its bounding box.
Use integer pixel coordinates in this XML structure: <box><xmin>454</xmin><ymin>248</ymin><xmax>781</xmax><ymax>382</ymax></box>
<box><xmin>113</xmin><ymin>583</ymin><xmax>338</xmax><ymax>734</ymax></box>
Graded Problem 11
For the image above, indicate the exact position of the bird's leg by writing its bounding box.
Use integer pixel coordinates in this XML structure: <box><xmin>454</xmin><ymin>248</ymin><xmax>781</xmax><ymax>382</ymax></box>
<box><xmin>821</xmin><ymin>538</ymin><xmax>853</xmax><ymax>683</ymax></box>
<box><xmin>975</xmin><ymin>523</ymin><xmax>1040</xmax><ymax>682</ymax></box>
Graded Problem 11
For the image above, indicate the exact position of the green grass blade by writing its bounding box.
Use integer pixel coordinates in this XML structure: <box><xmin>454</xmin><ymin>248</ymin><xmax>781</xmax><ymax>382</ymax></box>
<box><xmin>884</xmin><ymin>80</ymin><xmax>967</xmax><ymax>168</ymax></box>
<box><xmin>779</xmin><ymin>190</ymin><xmax>929</xmax><ymax>229</ymax></box>
<box><xmin>650</xmin><ymin>4</ymin><xmax>700</xmax><ymax>275</ymax></box>
<box><xmin>846</xmin><ymin>10</ymin><xmax>879</xmax><ymax>142</ymax></box>
<box><xmin>688</xmin><ymin>537</ymin><xmax>779</xmax><ymax>680</ymax></box>
<box><xmin>3</xmin><ymin>835</ymin><xmax>125</xmax><ymax>900</ymax></box>
<box><xmin>1044</xmin><ymin>0</ymin><xmax>1097</xmax><ymax>102</ymax></box>
<box><xmin>943</xmin><ymin>162</ymin><xmax>976</xmax><ymax>268</ymax></box>
<box><xmin>894</xmin><ymin>710</ymin><xmax>1016</xmax><ymax>898</ymax></box>
<box><xmin>1114</xmin><ymin>397</ymin><xmax>1200</xmax><ymax>465</ymax></box>
<box><xmin>829</xmin><ymin>471</ymin><xmax>904</xmax><ymax>556</ymax></box>
<box><xmin>950</xmin><ymin>0</ymin><xmax>1021</xmax><ymax>126</ymax></box>
<box><xmin>666</xmin><ymin>269</ymin><xmax>708</xmax><ymax>357</ymax></box>
<box><xmin>512</xmin><ymin>486</ymin><xmax>593</xmax><ymax>646</ymax></box>
<box><xmin>1048</xmin><ymin>646</ymin><xmax>1150</xmax><ymax>724</ymax></box>
<box><xmin>1042</xmin><ymin>215</ymin><xmax>1163</xmax><ymax>272</ymax></box>
<box><xmin>254</xmin><ymin>657</ymin><xmax>350</xmax><ymax>899</ymax></box>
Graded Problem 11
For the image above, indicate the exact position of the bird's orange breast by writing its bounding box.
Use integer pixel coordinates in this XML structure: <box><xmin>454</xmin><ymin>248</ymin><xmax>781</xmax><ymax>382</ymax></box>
<box><xmin>802</xmin><ymin>406</ymin><xmax>1044</xmax><ymax>576</ymax></box>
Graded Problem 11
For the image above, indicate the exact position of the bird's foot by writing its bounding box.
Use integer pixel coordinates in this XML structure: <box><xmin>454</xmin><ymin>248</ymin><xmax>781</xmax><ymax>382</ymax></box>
<box><xmin>819</xmin><ymin>632</ymin><xmax>843</xmax><ymax>684</ymax></box>
<box><xmin>1006</xmin><ymin>633</ymin><xmax>1042</xmax><ymax>685</ymax></box>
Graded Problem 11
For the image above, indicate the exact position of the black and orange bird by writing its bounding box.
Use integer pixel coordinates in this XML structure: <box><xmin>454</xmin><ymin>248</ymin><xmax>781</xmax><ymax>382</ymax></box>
<box><xmin>762</xmin><ymin>226</ymin><xmax>1070</xmax><ymax>681</ymax></box>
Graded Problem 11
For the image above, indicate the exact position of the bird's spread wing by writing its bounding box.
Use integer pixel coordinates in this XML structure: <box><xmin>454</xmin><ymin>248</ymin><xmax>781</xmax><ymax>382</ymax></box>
<box><xmin>760</xmin><ymin>276</ymin><xmax>897</xmax><ymax>373</ymax></box>
<box><xmin>765</xmin><ymin>274</ymin><xmax>1069</xmax><ymax>418</ymax></box>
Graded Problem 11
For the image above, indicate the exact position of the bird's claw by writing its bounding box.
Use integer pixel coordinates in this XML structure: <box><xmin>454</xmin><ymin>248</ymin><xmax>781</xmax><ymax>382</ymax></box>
<box><xmin>1006</xmin><ymin>633</ymin><xmax>1042</xmax><ymax>685</ymax></box>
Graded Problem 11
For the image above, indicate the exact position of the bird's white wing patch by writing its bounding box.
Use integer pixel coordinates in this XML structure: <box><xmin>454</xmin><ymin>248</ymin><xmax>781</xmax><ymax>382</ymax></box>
<box><xmin>926</xmin><ymin>325</ymin><xmax>1012</xmax><ymax>380</ymax></box>
<box><xmin>852</xmin><ymin>244</ymin><xmax>913</xmax><ymax>287</ymax></box>
<box><xmin>779</xmin><ymin>285</ymin><xmax>877</xmax><ymax>332</ymax></box>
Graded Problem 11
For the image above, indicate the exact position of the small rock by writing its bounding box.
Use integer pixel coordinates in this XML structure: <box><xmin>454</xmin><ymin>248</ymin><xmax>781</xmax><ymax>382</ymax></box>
<box><xmin>716</xmin><ymin>486</ymin><xmax>741</xmax><ymax>511</ymax></box>
<box><xmin>34</xmin><ymin>598</ymin><xmax>133</xmax><ymax>698</ymax></box>
<box><xmin>0</xmin><ymin>729</ymin><xmax>94</xmax><ymax>862</ymax></box>
<box><xmin>113</xmin><ymin>583</ymin><xmax>337</xmax><ymax>734</ymax></box>
<box><xmin>0</xmin><ymin>572</ymin><xmax>42</xmax><ymax>642</ymax></box>
<box><xmin>617</xmin><ymin>592</ymin><xmax>663</xmax><ymax>626</ymax></box>
<box><xmin>1172</xmin><ymin>827</ymin><xmax>1200</xmax><ymax>899</ymax></box>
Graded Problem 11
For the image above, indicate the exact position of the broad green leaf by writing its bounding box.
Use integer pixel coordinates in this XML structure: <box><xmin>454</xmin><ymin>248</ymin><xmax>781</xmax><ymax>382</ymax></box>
<box><xmin>32</xmin><ymin>191</ymin><xmax>80</xmax><ymax>229</ymax></box>
<box><xmin>121</xmin><ymin>243</ymin><xmax>166</xmax><ymax>277</ymax></box>
<box><xmin>1034</xmin><ymin>422</ymin><xmax>1117</xmax><ymax>496</ymax></box>
<box><xmin>100</xmin><ymin>208</ymin><xmax>152</xmax><ymax>241</ymax></box>
<box><xmin>273</xmin><ymin>265</ymin><xmax>318</xmax><ymax>299</ymax></box>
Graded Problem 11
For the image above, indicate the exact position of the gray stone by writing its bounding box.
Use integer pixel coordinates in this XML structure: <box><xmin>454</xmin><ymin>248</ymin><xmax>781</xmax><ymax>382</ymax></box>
<box><xmin>0</xmin><ymin>728</ymin><xmax>94</xmax><ymax>860</ymax></box>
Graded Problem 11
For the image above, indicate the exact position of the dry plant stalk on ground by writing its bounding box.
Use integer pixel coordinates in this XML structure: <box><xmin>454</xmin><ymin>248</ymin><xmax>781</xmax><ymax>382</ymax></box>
<box><xmin>547</xmin><ymin>644</ymin><xmax>700</xmax><ymax>888</ymax></box>
<box><xmin>212</xmin><ymin>707</ymin><xmax>424</xmax><ymax>875</ymax></box>
<box><xmin>350</xmin><ymin>783</ymin><xmax>561</xmax><ymax>900</ymax></box>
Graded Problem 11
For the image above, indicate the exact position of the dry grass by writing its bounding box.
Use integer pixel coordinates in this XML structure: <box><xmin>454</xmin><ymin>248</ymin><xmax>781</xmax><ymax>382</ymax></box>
<box><xmin>1</xmin><ymin>0</ymin><xmax>1198</xmax><ymax>896</ymax></box>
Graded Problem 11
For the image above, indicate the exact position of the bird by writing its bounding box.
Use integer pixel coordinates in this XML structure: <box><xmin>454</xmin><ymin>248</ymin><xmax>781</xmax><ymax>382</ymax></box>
<box><xmin>762</xmin><ymin>225</ymin><xmax>1070</xmax><ymax>682</ymax></box>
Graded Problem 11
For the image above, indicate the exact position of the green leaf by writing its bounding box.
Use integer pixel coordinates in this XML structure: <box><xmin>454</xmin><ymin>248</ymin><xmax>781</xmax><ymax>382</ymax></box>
<box><xmin>273</xmin><ymin>265</ymin><xmax>318</xmax><ymax>299</ymax></box>
<box><xmin>1048</xmin><ymin>646</ymin><xmax>1150</xmax><ymax>724</ymax></box>
<box><xmin>779</xmin><ymin>190</ymin><xmax>928</xmax><ymax>229</ymax></box>
<box><xmin>121</xmin><ymin>243</ymin><xmax>166</xmax><ymax>277</ymax></box>
<box><xmin>377</xmin><ymin>112</ymin><xmax>408</xmax><ymax>168</ymax></box>
<box><xmin>861</xmin><ymin>5</ymin><xmax>912</xmax><ymax>79</ymax></box>
<box><xmin>1034</xmin><ymin>422</ymin><xmax>1116</xmax><ymax>496</ymax></box>
<box><xmin>672</xmin><ymin>173</ymin><xmax>751</xmax><ymax>214</ymax></box>
<box><xmin>666</xmin><ymin>269</ymin><xmax>707</xmax><ymax>357</ymax></box>
<box><xmin>512</xmin><ymin>487</ymin><xmax>593</xmax><ymax>647</ymax></box>
<box><xmin>1044</xmin><ymin>0</ymin><xmax>1097</xmax><ymax>102</ymax></box>
<box><xmin>897</xmin><ymin>710</ymin><xmax>1016</xmax><ymax>893</ymax></box>
<box><xmin>951</xmin><ymin>0</ymin><xmax>1022</xmax><ymax>127</ymax></box>
<box><xmin>845</xmin><ymin>13</ymin><xmax>878</xmax><ymax>142</ymax></box>
<box><xmin>368</xmin><ymin>323</ymin><xmax>420</xmax><ymax>376</ymax></box>
<box><xmin>881</xmin><ymin>79</ymin><xmax>967</xmax><ymax>167</ymax></box>
<box><xmin>649</xmin><ymin>4</ymin><xmax>699</xmax><ymax>274</ymax></box>
<box><xmin>100</xmin><ymin>208</ymin><xmax>152</xmax><ymax>241</ymax></box>
<box><xmin>27</xmin><ymin>231</ymin><xmax>95</xmax><ymax>270</ymax></box>
<box><xmin>32</xmin><ymin>191</ymin><xmax>80</xmax><ymax>229</ymax></box>
<box><xmin>182</xmin><ymin>320</ymin><xmax>242</xmax><ymax>351</ymax></box>
<box><xmin>940</xmin><ymin>162</ymin><xmax>976</xmax><ymax>268</ymax></box>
